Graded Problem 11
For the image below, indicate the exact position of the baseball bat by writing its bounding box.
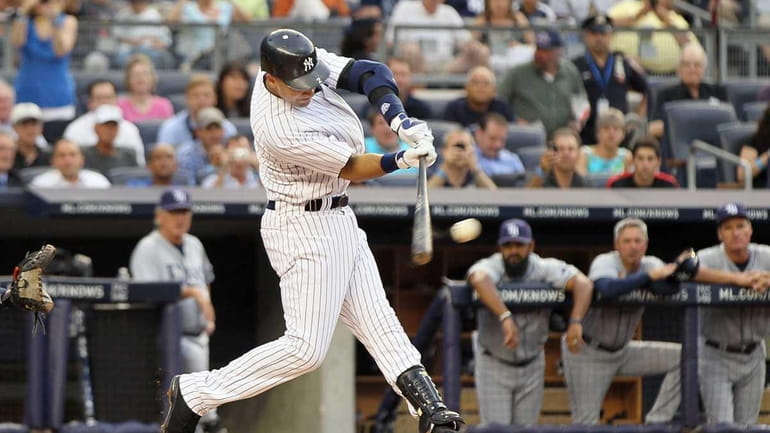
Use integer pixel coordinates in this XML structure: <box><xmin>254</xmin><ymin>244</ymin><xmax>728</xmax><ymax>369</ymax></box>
<box><xmin>411</xmin><ymin>157</ymin><xmax>433</xmax><ymax>265</ymax></box>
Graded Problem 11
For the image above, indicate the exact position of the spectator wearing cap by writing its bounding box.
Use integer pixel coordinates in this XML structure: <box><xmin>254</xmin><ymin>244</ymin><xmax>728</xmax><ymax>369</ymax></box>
<box><xmin>112</xmin><ymin>0</ymin><xmax>175</xmax><ymax>69</ymax></box>
<box><xmin>12</xmin><ymin>103</ymin><xmax>51</xmax><ymax>169</ymax></box>
<box><xmin>528</xmin><ymin>128</ymin><xmax>589</xmax><ymax>188</ymax></box>
<box><xmin>443</xmin><ymin>66</ymin><xmax>514</xmax><ymax>128</ymax></box>
<box><xmin>648</xmin><ymin>42</ymin><xmax>727</xmax><ymax>140</ymax></box>
<box><xmin>428</xmin><ymin>129</ymin><xmax>497</xmax><ymax>189</ymax></box>
<box><xmin>129</xmin><ymin>187</ymin><xmax>224</xmax><ymax>433</ymax></box>
<box><xmin>572</xmin><ymin>14</ymin><xmax>648</xmax><ymax>144</ymax></box>
<box><xmin>697</xmin><ymin>203</ymin><xmax>770</xmax><ymax>425</ymax></box>
<box><xmin>578</xmin><ymin>108</ymin><xmax>631</xmax><ymax>176</ymax></box>
<box><xmin>608</xmin><ymin>137</ymin><xmax>678</xmax><ymax>188</ymax></box>
<box><xmin>608</xmin><ymin>0</ymin><xmax>698</xmax><ymax>74</ymax></box>
<box><xmin>386</xmin><ymin>57</ymin><xmax>433</xmax><ymax>120</ymax></box>
<box><xmin>0</xmin><ymin>132</ymin><xmax>22</xmax><ymax>187</ymax></box>
<box><xmin>63</xmin><ymin>80</ymin><xmax>146</xmax><ymax>165</ymax></box>
<box><xmin>30</xmin><ymin>139</ymin><xmax>111</xmax><ymax>188</ymax></box>
<box><xmin>498</xmin><ymin>29</ymin><xmax>588</xmax><ymax>137</ymax></box>
<box><xmin>176</xmin><ymin>107</ymin><xmax>227</xmax><ymax>182</ymax></box>
<box><xmin>157</xmin><ymin>75</ymin><xmax>237</xmax><ymax>149</ymax></box>
<box><xmin>474</xmin><ymin>112</ymin><xmax>524</xmax><ymax>177</ymax></box>
<box><xmin>126</xmin><ymin>144</ymin><xmax>193</xmax><ymax>187</ymax></box>
<box><xmin>466</xmin><ymin>217</ymin><xmax>592</xmax><ymax>427</ymax></box>
<box><xmin>82</xmin><ymin>105</ymin><xmax>140</xmax><ymax>176</ymax></box>
<box><xmin>386</xmin><ymin>0</ymin><xmax>489</xmax><ymax>74</ymax></box>
<box><xmin>201</xmin><ymin>146</ymin><xmax>260</xmax><ymax>189</ymax></box>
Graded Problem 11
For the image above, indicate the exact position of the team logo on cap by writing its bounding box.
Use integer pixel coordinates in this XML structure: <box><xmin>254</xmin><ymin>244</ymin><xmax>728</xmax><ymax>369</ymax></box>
<box><xmin>173</xmin><ymin>190</ymin><xmax>187</xmax><ymax>203</ymax></box>
<box><xmin>303</xmin><ymin>58</ymin><xmax>314</xmax><ymax>72</ymax></box>
<box><xmin>505</xmin><ymin>221</ymin><xmax>519</xmax><ymax>237</ymax></box>
<box><xmin>724</xmin><ymin>203</ymin><xmax>739</xmax><ymax>215</ymax></box>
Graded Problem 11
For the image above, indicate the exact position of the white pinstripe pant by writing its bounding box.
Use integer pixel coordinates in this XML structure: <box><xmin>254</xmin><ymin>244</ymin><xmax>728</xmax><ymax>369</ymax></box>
<box><xmin>179</xmin><ymin>206</ymin><xmax>422</xmax><ymax>415</ymax></box>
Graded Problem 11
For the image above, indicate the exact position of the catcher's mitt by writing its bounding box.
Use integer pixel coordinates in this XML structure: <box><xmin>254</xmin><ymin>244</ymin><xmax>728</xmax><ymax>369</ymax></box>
<box><xmin>667</xmin><ymin>247</ymin><xmax>700</xmax><ymax>283</ymax></box>
<box><xmin>6</xmin><ymin>244</ymin><xmax>56</xmax><ymax>334</ymax></box>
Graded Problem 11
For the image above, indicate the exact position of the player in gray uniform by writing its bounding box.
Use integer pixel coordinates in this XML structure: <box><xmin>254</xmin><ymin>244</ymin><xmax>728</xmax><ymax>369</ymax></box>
<box><xmin>697</xmin><ymin>202</ymin><xmax>770</xmax><ymax>424</ymax></box>
<box><xmin>161</xmin><ymin>29</ymin><xmax>464</xmax><ymax>433</ymax></box>
<box><xmin>562</xmin><ymin>217</ymin><xmax>758</xmax><ymax>425</ymax></box>
<box><xmin>130</xmin><ymin>188</ymin><xmax>224</xmax><ymax>433</ymax></box>
<box><xmin>467</xmin><ymin>218</ymin><xmax>593</xmax><ymax>426</ymax></box>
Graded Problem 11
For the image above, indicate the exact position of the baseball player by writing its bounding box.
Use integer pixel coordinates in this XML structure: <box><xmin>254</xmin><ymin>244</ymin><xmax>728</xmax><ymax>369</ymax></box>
<box><xmin>697</xmin><ymin>202</ymin><xmax>770</xmax><ymax>424</ymax></box>
<box><xmin>161</xmin><ymin>29</ymin><xmax>463</xmax><ymax>433</ymax></box>
<box><xmin>562</xmin><ymin>217</ymin><xmax>759</xmax><ymax>425</ymax></box>
<box><xmin>467</xmin><ymin>218</ymin><xmax>593</xmax><ymax>426</ymax></box>
<box><xmin>130</xmin><ymin>189</ymin><xmax>224</xmax><ymax>433</ymax></box>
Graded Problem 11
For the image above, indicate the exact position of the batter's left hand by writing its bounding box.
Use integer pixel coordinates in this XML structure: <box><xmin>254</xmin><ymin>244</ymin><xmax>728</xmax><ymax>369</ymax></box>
<box><xmin>565</xmin><ymin>323</ymin><xmax>583</xmax><ymax>353</ymax></box>
<box><xmin>397</xmin><ymin>143</ymin><xmax>437</xmax><ymax>169</ymax></box>
<box><xmin>391</xmin><ymin>113</ymin><xmax>434</xmax><ymax>148</ymax></box>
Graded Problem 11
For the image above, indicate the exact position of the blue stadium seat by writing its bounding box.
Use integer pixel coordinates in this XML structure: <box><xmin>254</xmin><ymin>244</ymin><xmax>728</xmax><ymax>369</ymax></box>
<box><xmin>646</xmin><ymin>77</ymin><xmax>678</xmax><ymax>119</ymax></box>
<box><xmin>516</xmin><ymin>145</ymin><xmax>546</xmax><ymax>171</ymax></box>
<box><xmin>663</xmin><ymin>100</ymin><xmax>737</xmax><ymax>188</ymax></box>
<box><xmin>724</xmin><ymin>80</ymin><xmax>769</xmax><ymax>120</ymax></box>
<box><xmin>337</xmin><ymin>90</ymin><xmax>369</xmax><ymax>119</ymax></box>
<box><xmin>717</xmin><ymin>121</ymin><xmax>756</xmax><ymax>183</ymax></box>
<box><xmin>586</xmin><ymin>173</ymin><xmax>613</xmax><ymax>188</ymax></box>
<box><xmin>108</xmin><ymin>166</ymin><xmax>151</xmax><ymax>185</ymax></box>
<box><xmin>230</xmin><ymin>117</ymin><xmax>253</xmax><ymax>141</ymax></box>
<box><xmin>167</xmin><ymin>93</ymin><xmax>186</xmax><ymax>114</ymax></box>
<box><xmin>490</xmin><ymin>173</ymin><xmax>526</xmax><ymax>187</ymax></box>
<box><xmin>426</xmin><ymin>120</ymin><xmax>463</xmax><ymax>148</ymax></box>
<box><xmin>743</xmin><ymin>100</ymin><xmax>767</xmax><ymax>122</ymax></box>
<box><xmin>421</xmin><ymin>96</ymin><xmax>452</xmax><ymax>120</ymax></box>
<box><xmin>505</xmin><ymin>124</ymin><xmax>546</xmax><ymax>153</ymax></box>
<box><xmin>134</xmin><ymin>119</ymin><xmax>165</xmax><ymax>149</ymax></box>
<box><xmin>155</xmin><ymin>71</ymin><xmax>198</xmax><ymax>96</ymax></box>
<box><xmin>18</xmin><ymin>167</ymin><xmax>52</xmax><ymax>184</ymax></box>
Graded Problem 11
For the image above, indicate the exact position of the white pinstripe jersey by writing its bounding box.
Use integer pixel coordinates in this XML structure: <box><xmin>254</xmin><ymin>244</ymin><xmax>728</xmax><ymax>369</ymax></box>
<box><xmin>250</xmin><ymin>48</ymin><xmax>365</xmax><ymax>204</ymax></box>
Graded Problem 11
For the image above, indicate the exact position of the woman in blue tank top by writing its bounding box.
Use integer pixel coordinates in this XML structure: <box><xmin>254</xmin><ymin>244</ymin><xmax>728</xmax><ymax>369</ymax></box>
<box><xmin>11</xmin><ymin>0</ymin><xmax>77</xmax><ymax>121</ymax></box>
<box><xmin>578</xmin><ymin>107</ymin><xmax>631</xmax><ymax>176</ymax></box>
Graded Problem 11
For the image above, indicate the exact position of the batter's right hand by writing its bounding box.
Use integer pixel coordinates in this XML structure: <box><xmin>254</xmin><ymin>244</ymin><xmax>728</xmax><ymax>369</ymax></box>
<box><xmin>397</xmin><ymin>143</ymin><xmax>437</xmax><ymax>169</ymax></box>
<box><xmin>390</xmin><ymin>113</ymin><xmax>434</xmax><ymax>148</ymax></box>
<box><xmin>501</xmin><ymin>316</ymin><xmax>519</xmax><ymax>349</ymax></box>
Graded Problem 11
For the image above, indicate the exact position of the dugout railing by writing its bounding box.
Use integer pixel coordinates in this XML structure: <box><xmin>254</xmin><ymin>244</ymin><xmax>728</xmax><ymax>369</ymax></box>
<box><xmin>438</xmin><ymin>280</ymin><xmax>770</xmax><ymax>432</ymax></box>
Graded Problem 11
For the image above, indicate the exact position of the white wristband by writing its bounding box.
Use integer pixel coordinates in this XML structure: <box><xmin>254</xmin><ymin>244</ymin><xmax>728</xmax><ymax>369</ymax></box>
<box><xmin>498</xmin><ymin>310</ymin><xmax>512</xmax><ymax>322</ymax></box>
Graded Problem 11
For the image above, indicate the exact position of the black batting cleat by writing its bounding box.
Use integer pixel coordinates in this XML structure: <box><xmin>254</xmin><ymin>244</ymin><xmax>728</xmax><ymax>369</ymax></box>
<box><xmin>161</xmin><ymin>375</ymin><xmax>200</xmax><ymax>433</ymax></box>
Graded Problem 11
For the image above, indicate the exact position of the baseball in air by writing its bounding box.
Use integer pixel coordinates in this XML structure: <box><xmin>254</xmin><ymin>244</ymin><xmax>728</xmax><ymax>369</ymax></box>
<box><xmin>450</xmin><ymin>218</ymin><xmax>482</xmax><ymax>243</ymax></box>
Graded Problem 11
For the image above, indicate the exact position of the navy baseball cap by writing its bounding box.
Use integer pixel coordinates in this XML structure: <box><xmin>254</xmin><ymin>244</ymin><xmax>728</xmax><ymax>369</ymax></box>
<box><xmin>498</xmin><ymin>219</ymin><xmax>533</xmax><ymax>245</ymax></box>
<box><xmin>581</xmin><ymin>14</ymin><xmax>614</xmax><ymax>33</ymax></box>
<box><xmin>535</xmin><ymin>29</ymin><xmax>564</xmax><ymax>50</ymax></box>
<box><xmin>715</xmin><ymin>202</ymin><xmax>748</xmax><ymax>226</ymax></box>
<box><xmin>159</xmin><ymin>188</ymin><xmax>192</xmax><ymax>211</ymax></box>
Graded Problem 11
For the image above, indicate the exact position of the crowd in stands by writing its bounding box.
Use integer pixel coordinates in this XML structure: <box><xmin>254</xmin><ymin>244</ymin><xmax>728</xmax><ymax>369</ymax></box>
<box><xmin>1</xmin><ymin>0</ymin><xmax>770</xmax><ymax>191</ymax></box>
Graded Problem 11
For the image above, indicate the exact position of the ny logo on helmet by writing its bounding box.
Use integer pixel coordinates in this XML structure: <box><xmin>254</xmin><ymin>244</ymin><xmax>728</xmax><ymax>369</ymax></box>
<box><xmin>303</xmin><ymin>58</ymin><xmax>314</xmax><ymax>72</ymax></box>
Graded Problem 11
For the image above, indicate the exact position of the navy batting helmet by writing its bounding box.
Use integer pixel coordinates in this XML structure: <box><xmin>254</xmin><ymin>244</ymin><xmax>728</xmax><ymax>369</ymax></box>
<box><xmin>260</xmin><ymin>29</ymin><xmax>330</xmax><ymax>90</ymax></box>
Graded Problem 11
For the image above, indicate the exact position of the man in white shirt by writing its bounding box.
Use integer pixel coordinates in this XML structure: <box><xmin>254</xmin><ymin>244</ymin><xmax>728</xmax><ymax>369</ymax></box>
<box><xmin>63</xmin><ymin>80</ymin><xmax>146</xmax><ymax>165</ymax></box>
<box><xmin>386</xmin><ymin>0</ymin><xmax>488</xmax><ymax>73</ymax></box>
<box><xmin>30</xmin><ymin>139</ymin><xmax>111</xmax><ymax>188</ymax></box>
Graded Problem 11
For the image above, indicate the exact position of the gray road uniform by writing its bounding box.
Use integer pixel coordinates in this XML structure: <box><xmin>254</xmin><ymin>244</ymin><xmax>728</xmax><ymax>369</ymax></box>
<box><xmin>562</xmin><ymin>251</ymin><xmax>681</xmax><ymax>425</ymax></box>
<box><xmin>697</xmin><ymin>243</ymin><xmax>770</xmax><ymax>424</ymax></box>
<box><xmin>130</xmin><ymin>230</ymin><xmax>215</xmax><ymax>374</ymax></box>
<box><xmin>467</xmin><ymin>252</ymin><xmax>578</xmax><ymax>426</ymax></box>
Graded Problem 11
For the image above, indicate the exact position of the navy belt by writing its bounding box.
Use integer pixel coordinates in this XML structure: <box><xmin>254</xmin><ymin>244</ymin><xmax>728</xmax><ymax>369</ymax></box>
<box><xmin>266</xmin><ymin>195</ymin><xmax>349</xmax><ymax>212</ymax></box>
<box><xmin>705</xmin><ymin>339</ymin><xmax>759</xmax><ymax>354</ymax></box>
<box><xmin>582</xmin><ymin>335</ymin><xmax>625</xmax><ymax>353</ymax></box>
<box><xmin>482</xmin><ymin>349</ymin><xmax>538</xmax><ymax>368</ymax></box>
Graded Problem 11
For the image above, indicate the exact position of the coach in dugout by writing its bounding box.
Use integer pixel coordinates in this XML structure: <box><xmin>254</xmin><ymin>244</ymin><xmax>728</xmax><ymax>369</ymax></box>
<box><xmin>562</xmin><ymin>217</ymin><xmax>762</xmax><ymax>425</ymax></box>
<box><xmin>698</xmin><ymin>202</ymin><xmax>770</xmax><ymax>425</ymax></box>
<box><xmin>467</xmin><ymin>218</ymin><xmax>592</xmax><ymax>426</ymax></box>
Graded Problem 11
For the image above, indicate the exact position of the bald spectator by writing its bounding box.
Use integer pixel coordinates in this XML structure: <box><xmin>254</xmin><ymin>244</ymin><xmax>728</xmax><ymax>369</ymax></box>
<box><xmin>498</xmin><ymin>29</ymin><xmax>589</xmax><ymax>137</ymax></box>
<box><xmin>30</xmin><ymin>139</ymin><xmax>111</xmax><ymax>188</ymax></box>
<box><xmin>0</xmin><ymin>80</ymin><xmax>15</xmax><ymax>133</ymax></box>
<box><xmin>157</xmin><ymin>75</ymin><xmax>237</xmax><ymax>149</ymax></box>
<box><xmin>0</xmin><ymin>132</ymin><xmax>22</xmax><ymax>187</ymax></box>
<box><xmin>443</xmin><ymin>66</ymin><xmax>514</xmax><ymax>128</ymax></box>
<box><xmin>648</xmin><ymin>43</ymin><xmax>727</xmax><ymax>140</ymax></box>
<box><xmin>528</xmin><ymin>128</ymin><xmax>589</xmax><ymax>188</ymax></box>
<box><xmin>386</xmin><ymin>0</ymin><xmax>489</xmax><ymax>73</ymax></box>
<box><xmin>428</xmin><ymin>129</ymin><xmax>497</xmax><ymax>189</ymax></box>
<box><xmin>12</xmin><ymin>103</ymin><xmax>51</xmax><ymax>169</ymax></box>
<box><xmin>201</xmin><ymin>146</ymin><xmax>260</xmax><ymax>189</ymax></box>
<box><xmin>81</xmin><ymin>105</ymin><xmax>139</xmax><ymax>176</ymax></box>
<box><xmin>63</xmin><ymin>80</ymin><xmax>146</xmax><ymax>165</ymax></box>
<box><xmin>126</xmin><ymin>144</ymin><xmax>192</xmax><ymax>187</ymax></box>
<box><xmin>474</xmin><ymin>112</ymin><xmax>524</xmax><ymax>176</ymax></box>
<box><xmin>387</xmin><ymin>57</ymin><xmax>433</xmax><ymax>120</ymax></box>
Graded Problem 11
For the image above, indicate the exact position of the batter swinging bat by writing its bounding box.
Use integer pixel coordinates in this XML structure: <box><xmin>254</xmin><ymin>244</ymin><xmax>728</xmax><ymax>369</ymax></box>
<box><xmin>412</xmin><ymin>157</ymin><xmax>433</xmax><ymax>265</ymax></box>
